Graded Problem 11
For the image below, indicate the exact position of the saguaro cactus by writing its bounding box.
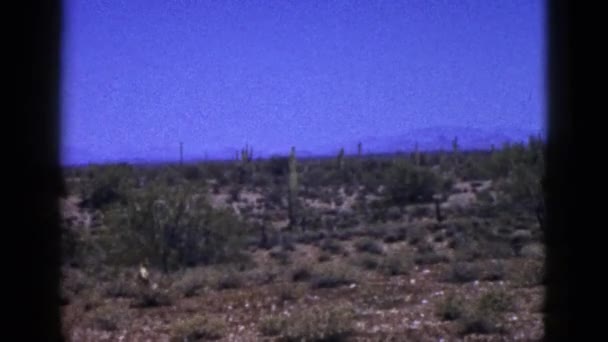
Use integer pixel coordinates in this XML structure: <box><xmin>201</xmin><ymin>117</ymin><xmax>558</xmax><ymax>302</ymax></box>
<box><xmin>452</xmin><ymin>136</ymin><xmax>460</xmax><ymax>167</ymax></box>
<box><xmin>358</xmin><ymin>142</ymin><xmax>362</xmax><ymax>158</ymax></box>
<box><xmin>414</xmin><ymin>142</ymin><xmax>420</xmax><ymax>167</ymax></box>
<box><xmin>288</xmin><ymin>146</ymin><xmax>298</xmax><ymax>230</ymax></box>
<box><xmin>337</xmin><ymin>148</ymin><xmax>345</xmax><ymax>170</ymax></box>
<box><xmin>240</xmin><ymin>144</ymin><xmax>253</xmax><ymax>163</ymax></box>
<box><xmin>179</xmin><ymin>142</ymin><xmax>183</xmax><ymax>166</ymax></box>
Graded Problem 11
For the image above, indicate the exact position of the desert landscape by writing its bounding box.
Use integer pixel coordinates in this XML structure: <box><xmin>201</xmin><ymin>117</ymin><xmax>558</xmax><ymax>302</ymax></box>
<box><xmin>59</xmin><ymin>137</ymin><xmax>545</xmax><ymax>341</ymax></box>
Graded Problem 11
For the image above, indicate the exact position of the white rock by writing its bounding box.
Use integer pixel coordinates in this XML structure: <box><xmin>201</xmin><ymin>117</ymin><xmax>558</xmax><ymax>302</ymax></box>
<box><xmin>410</xmin><ymin>279</ymin><xmax>416</xmax><ymax>285</ymax></box>
<box><xmin>421</xmin><ymin>299</ymin><xmax>428</xmax><ymax>305</ymax></box>
<box><xmin>349</xmin><ymin>283</ymin><xmax>357</xmax><ymax>289</ymax></box>
<box><xmin>422</xmin><ymin>269</ymin><xmax>431</xmax><ymax>274</ymax></box>
<box><xmin>474</xmin><ymin>280</ymin><xmax>479</xmax><ymax>286</ymax></box>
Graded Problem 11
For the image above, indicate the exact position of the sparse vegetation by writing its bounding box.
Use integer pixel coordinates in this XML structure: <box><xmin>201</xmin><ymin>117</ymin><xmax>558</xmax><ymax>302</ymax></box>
<box><xmin>61</xmin><ymin>140</ymin><xmax>546</xmax><ymax>340</ymax></box>
<box><xmin>354</xmin><ymin>237</ymin><xmax>384</xmax><ymax>255</ymax></box>
<box><xmin>310</xmin><ymin>262</ymin><xmax>357</xmax><ymax>289</ymax></box>
<box><xmin>276</xmin><ymin>303</ymin><xmax>355</xmax><ymax>341</ymax></box>
<box><xmin>170</xmin><ymin>315</ymin><xmax>226</xmax><ymax>341</ymax></box>
<box><xmin>446</xmin><ymin>262</ymin><xmax>482</xmax><ymax>283</ymax></box>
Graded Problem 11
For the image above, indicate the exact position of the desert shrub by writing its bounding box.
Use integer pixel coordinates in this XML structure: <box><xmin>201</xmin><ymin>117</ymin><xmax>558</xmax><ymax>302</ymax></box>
<box><xmin>380</xmin><ymin>248</ymin><xmax>414</xmax><ymax>276</ymax></box>
<box><xmin>277</xmin><ymin>283</ymin><xmax>303</xmax><ymax>302</ymax></box>
<box><xmin>104</xmin><ymin>273</ymin><xmax>139</xmax><ymax>298</ymax></box>
<box><xmin>320</xmin><ymin>239</ymin><xmax>343</xmax><ymax>255</ymax></box>
<box><xmin>519</xmin><ymin>243</ymin><xmax>545</xmax><ymax>259</ymax></box>
<box><xmin>297</xmin><ymin>230</ymin><xmax>326</xmax><ymax>244</ymax></box>
<box><xmin>131</xmin><ymin>287</ymin><xmax>173</xmax><ymax>308</ymax></box>
<box><xmin>383</xmin><ymin>226</ymin><xmax>407</xmax><ymax>243</ymax></box>
<box><xmin>459</xmin><ymin>311</ymin><xmax>503</xmax><ymax>336</ymax></box>
<box><xmin>445</xmin><ymin>262</ymin><xmax>482</xmax><ymax>283</ymax></box>
<box><xmin>291</xmin><ymin>264</ymin><xmax>312</xmax><ymax>282</ymax></box>
<box><xmin>310</xmin><ymin>262</ymin><xmax>357</xmax><ymax>289</ymax></box>
<box><xmin>214</xmin><ymin>270</ymin><xmax>244</xmax><ymax>290</ymax></box>
<box><xmin>384</xmin><ymin>161</ymin><xmax>443</xmax><ymax>206</ymax></box>
<box><xmin>171</xmin><ymin>268</ymin><xmax>207</xmax><ymax>297</ymax></box>
<box><xmin>478</xmin><ymin>289</ymin><xmax>513</xmax><ymax>313</ymax></box>
<box><xmin>181</xmin><ymin>165</ymin><xmax>202</xmax><ymax>181</ymax></box>
<box><xmin>170</xmin><ymin>315</ymin><xmax>226</xmax><ymax>341</ymax></box>
<box><xmin>508</xmin><ymin>259</ymin><xmax>544</xmax><ymax>287</ymax></box>
<box><xmin>386</xmin><ymin>206</ymin><xmax>402</xmax><ymax>221</ymax></box>
<box><xmin>437</xmin><ymin>293</ymin><xmax>466</xmax><ymax>321</ymax></box>
<box><xmin>481</xmin><ymin>261</ymin><xmax>506</xmax><ymax>282</ymax></box>
<box><xmin>480</xmin><ymin>240</ymin><xmax>515</xmax><ymax>259</ymax></box>
<box><xmin>354</xmin><ymin>238</ymin><xmax>384</xmax><ymax>255</ymax></box>
<box><xmin>353</xmin><ymin>253</ymin><xmax>381</xmax><ymax>271</ymax></box>
<box><xmin>259</xmin><ymin>315</ymin><xmax>287</xmax><ymax>337</ymax></box>
<box><xmin>278</xmin><ymin>303</ymin><xmax>355</xmax><ymax>341</ymax></box>
<box><xmin>100</xmin><ymin>184</ymin><xmax>248</xmax><ymax>271</ymax></box>
<box><xmin>317</xmin><ymin>252</ymin><xmax>331</xmax><ymax>263</ymax></box>
<box><xmin>458</xmin><ymin>289</ymin><xmax>512</xmax><ymax>336</ymax></box>
<box><xmin>406</xmin><ymin>224</ymin><xmax>427</xmax><ymax>246</ymax></box>
<box><xmin>270</xmin><ymin>248</ymin><xmax>291</xmax><ymax>266</ymax></box>
<box><xmin>414</xmin><ymin>250</ymin><xmax>449</xmax><ymax>265</ymax></box>
<box><xmin>61</xmin><ymin>267</ymin><xmax>91</xmax><ymax>300</ymax></box>
<box><xmin>90</xmin><ymin>305</ymin><xmax>126</xmax><ymax>331</ymax></box>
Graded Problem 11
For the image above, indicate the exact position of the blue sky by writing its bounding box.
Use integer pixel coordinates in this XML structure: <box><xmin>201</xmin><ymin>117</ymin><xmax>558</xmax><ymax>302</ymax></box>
<box><xmin>61</xmin><ymin>0</ymin><xmax>546</xmax><ymax>164</ymax></box>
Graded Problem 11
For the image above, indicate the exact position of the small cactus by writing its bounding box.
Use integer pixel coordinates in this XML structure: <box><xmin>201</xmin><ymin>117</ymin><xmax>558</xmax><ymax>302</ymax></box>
<box><xmin>288</xmin><ymin>147</ymin><xmax>298</xmax><ymax>230</ymax></box>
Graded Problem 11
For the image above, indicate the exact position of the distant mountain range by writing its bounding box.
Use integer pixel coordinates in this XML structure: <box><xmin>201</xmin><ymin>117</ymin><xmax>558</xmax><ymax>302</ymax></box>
<box><xmin>62</xmin><ymin>125</ymin><xmax>543</xmax><ymax>166</ymax></box>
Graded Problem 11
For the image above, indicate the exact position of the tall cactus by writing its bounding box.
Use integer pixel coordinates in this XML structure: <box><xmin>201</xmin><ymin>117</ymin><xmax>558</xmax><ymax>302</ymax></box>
<box><xmin>179</xmin><ymin>142</ymin><xmax>183</xmax><ymax>166</ymax></box>
<box><xmin>357</xmin><ymin>142</ymin><xmax>362</xmax><ymax>158</ymax></box>
<box><xmin>240</xmin><ymin>144</ymin><xmax>253</xmax><ymax>163</ymax></box>
<box><xmin>414</xmin><ymin>142</ymin><xmax>420</xmax><ymax>167</ymax></box>
<box><xmin>288</xmin><ymin>146</ymin><xmax>298</xmax><ymax>230</ymax></box>
<box><xmin>337</xmin><ymin>148</ymin><xmax>345</xmax><ymax>170</ymax></box>
<box><xmin>452</xmin><ymin>136</ymin><xmax>460</xmax><ymax>168</ymax></box>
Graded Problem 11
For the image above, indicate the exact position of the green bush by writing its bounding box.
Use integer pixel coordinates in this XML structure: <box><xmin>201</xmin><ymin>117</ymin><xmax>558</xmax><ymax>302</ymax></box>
<box><xmin>384</xmin><ymin>161</ymin><xmax>443</xmax><ymax>206</ymax></box>
<box><xmin>99</xmin><ymin>184</ymin><xmax>248</xmax><ymax>271</ymax></box>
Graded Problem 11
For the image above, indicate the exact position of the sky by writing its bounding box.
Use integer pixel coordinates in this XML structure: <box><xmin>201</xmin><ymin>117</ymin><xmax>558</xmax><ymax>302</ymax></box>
<box><xmin>61</xmin><ymin>0</ymin><xmax>546</xmax><ymax>165</ymax></box>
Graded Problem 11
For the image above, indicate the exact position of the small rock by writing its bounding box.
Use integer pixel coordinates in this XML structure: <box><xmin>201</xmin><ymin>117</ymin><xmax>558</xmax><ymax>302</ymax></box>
<box><xmin>474</xmin><ymin>280</ymin><xmax>479</xmax><ymax>286</ymax></box>
<box><xmin>422</xmin><ymin>269</ymin><xmax>431</xmax><ymax>274</ymax></box>
<box><xmin>410</xmin><ymin>279</ymin><xmax>416</xmax><ymax>285</ymax></box>
<box><xmin>349</xmin><ymin>283</ymin><xmax>357</xmax><ymax>289</ymax></box>
<box><xmin>421</xmin><ymin>299</ymin><xmax>428</xmax><ymax>305</ymax></box>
